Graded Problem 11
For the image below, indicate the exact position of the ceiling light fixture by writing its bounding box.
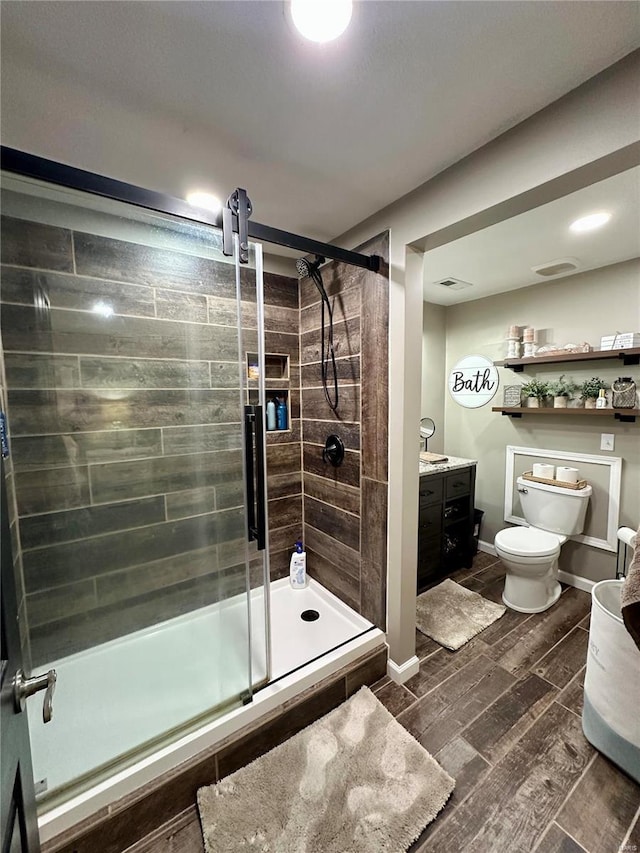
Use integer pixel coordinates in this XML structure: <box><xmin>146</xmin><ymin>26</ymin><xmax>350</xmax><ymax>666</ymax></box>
<box><xmin>569</xmin><ymin>212</ymin><xmax>611</xmax><ymax>233</ymax></box>
<box><xmin>290</xmin><ymin>0</ymin><xmax>352</xmax><ymax>43</ymax></box>
<box><xmin>186</xmin><ymin>191</ymin><xmax>222</xmax><ymax>213</ymax></box>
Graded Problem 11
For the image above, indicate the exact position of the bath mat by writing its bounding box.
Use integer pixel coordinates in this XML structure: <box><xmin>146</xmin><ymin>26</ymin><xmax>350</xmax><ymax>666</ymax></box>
<box><xmin>197</xmin><ymin>686</ymin><xmax>454</xmax><ymax>852</ymax></box>
<box><xmin>416</xmin><ymin>578</ymin><xmax>506</xmax><ymax>650</ymax></box>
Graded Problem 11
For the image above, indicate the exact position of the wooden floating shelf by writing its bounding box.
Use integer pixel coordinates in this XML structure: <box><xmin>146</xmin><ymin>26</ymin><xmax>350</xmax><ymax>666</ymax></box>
<box><xmin>494</xmin><ymin>347</ymin><xmax>640</xmax><ymax>372</ymax></box>
<box><xmin>492</xmin><ymin>406</ymin><xmax>639</xmax><ymax>423</ymax></box>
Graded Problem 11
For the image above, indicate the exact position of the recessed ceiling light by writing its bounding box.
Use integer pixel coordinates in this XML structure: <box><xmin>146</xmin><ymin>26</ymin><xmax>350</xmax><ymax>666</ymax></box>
<box><xmin>290</xmin><ymin>0</ymin><xmax>352</xmax><ymax>43</ymax></box>
<box><xmin>531</xmin><ymin>258</ymin><xmax>580</xmax><ymax>277</ymax></box>
<box><xmin>186</xmin><ymin>191</ymin><xmax>222</xmax><ymax>213</ymax></box>
<box><xmin>569</xmin><ymin>212</ymin><xmax>611</xmax><ymax>233</ymax></box>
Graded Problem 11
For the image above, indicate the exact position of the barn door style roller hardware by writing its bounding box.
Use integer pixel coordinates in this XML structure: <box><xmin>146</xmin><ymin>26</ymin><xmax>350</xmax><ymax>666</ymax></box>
<box><xmin>220</xmin><ymin>187</ymin><xmax>380</xmax><ymax>272</ymax></box>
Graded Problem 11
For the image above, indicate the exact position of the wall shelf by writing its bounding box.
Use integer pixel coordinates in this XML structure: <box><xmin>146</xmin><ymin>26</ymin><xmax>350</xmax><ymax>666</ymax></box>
<box><xmin>494</xmin><ymin>347</ymin><xmax>640</xmax><ymax>373</ymax></box>
<box><xmin>492</xmin><ymin>406</ymin><xmax>639</xmax><ymax>423</ymax></box>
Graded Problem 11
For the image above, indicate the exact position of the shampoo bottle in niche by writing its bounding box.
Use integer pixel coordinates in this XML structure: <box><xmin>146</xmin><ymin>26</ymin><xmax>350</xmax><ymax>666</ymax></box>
<box><xmin>289</xmin><ymin>540</ymin><xmax>306</xmax><ymax>589</ymax></box>
<box><xmin>266</xmin><ymin>398</ymin><xmax>276</xmax><ymax>431</ymax></box>
<box><xmin>276</xmin><ymin>397</ymin><xmax>288</xmax><ymax>431</ymax></box>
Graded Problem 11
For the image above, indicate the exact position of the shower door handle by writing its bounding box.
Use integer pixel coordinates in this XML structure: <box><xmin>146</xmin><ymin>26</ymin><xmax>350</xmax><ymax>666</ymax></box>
<box><xmin>244</xmin><ymin>405</ymin><xmax>266</xmax><ymax>551</ymax></box>
<box><xmin>13</xmin><ymin>668</ymin><xmax>57</xmax><ymax>723</ymax></box>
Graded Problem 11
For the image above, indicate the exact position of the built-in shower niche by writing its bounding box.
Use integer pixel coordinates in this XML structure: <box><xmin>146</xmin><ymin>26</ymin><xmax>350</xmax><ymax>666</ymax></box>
<box><xmin>246</xmin><ymin>352</ymin><xmax>290</xmax><ymax>432</ymax></box>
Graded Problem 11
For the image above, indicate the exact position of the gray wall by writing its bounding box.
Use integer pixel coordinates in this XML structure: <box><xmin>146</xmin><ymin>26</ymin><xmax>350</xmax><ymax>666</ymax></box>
<box><xmin>427</xmin><ymin>258</ymin><xmax>640</xmax><ymax>582</ymax></box>
<box><xmin>421</xmin><ymin>301</ymin><xmax>446</xmax><ymax>455</ymax></box>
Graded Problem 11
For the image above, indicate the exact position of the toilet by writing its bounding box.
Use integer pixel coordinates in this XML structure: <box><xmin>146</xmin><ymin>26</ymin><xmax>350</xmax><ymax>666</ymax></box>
<box><xmin>495</xmin><ymin>476</ymin><xmax>592</xmax><ymax>613</ymax></box>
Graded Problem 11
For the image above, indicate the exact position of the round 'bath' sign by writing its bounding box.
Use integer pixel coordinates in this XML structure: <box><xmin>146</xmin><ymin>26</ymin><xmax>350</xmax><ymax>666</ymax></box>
<box><xmin>448</xmin><ymin>354</ymin><xmax>499</xmax><ymax>409</ymax></box>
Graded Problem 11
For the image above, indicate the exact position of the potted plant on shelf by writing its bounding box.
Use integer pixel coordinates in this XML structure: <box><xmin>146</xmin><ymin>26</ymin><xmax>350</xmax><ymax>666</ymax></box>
<box><xmin>520</xmin><ymin>378</ymin><xmax>549</xmax><ymax>408</ymax></box>
<box><xmin>580</xmin><ymin>376</ymin><xmax>609</xmax><ymax>409</ymax></box>
<box><xmin>547</xmin><ymin>375</ymin><xmax>577</xmax><ymax>408</ymax></box>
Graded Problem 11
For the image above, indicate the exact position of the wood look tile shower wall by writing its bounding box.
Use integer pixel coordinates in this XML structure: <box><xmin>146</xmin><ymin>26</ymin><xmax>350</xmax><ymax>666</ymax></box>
<box><xmin>1</xmin><ymin>210</ymin><xmax>388</xmax><ymax>663</ymax></box>
<box><xmin>300</xmin><ymin>233</ymin><xmax>389</xmax><ymax>630</ymax></box>
<box><xmin>0</xmin><ymin>213</ymin><xmax>301</xmax><ymax>664</ymax></box>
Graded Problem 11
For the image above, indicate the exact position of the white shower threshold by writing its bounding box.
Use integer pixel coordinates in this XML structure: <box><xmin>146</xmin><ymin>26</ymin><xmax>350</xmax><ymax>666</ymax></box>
<box><xmin>35</xmin><ymin>577</ymin><xmax>385</xmax><ymax>844</ymax></box>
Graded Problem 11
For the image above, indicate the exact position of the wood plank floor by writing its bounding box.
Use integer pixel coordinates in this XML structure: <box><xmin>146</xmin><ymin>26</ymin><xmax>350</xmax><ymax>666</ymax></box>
<box><xmin>127</xmin><ymin>552</ymin><xmax>640</xmax><ymax>853</ymax></box>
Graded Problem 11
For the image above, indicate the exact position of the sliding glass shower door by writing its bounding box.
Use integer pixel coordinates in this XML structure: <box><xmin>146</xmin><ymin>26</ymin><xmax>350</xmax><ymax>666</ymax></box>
<box><xmin>0</xmin><ymin>169</ymin><xmax>268</xmax><ymax>802</ymax></box>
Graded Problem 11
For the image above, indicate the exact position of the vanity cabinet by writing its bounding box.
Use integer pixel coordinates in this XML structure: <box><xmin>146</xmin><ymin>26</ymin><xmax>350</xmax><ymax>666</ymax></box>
<box><xmin>417</xmin><ymin>463</ymin><xmax>476</xmax><ymax>593</ymax></box>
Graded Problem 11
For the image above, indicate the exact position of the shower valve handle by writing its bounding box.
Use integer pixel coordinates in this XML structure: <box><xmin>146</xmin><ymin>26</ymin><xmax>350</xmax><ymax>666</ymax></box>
<box><xmin>323</xmin><ymin>434</ymin><xmax>345</xmax><ymax>467</ymax></box>
<box><xmin>13</xmin><ymin>667</ymin><xmax>57</xmax><ymax>723</ymax></box>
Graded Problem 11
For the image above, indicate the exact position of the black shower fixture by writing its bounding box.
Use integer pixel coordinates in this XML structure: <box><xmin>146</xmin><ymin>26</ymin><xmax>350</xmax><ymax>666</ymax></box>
<box><xmin>295</xmin><ymin>255</ymin><xmax>324</xmax><ymax>279</ymax></box>
<box><xmin>322</xmin><ymin>435</ymin><xmax>344</xmax><ymax>467</ymax></box>
<box><xmin>297</xmin><ymin>255</ymin><xmax>339</xmax><ymax>411</ymax></box>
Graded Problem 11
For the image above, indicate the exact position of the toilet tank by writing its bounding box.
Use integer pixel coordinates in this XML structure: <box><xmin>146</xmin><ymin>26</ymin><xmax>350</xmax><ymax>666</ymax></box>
<box><xmin>516</xmin><ymin>476</ymin><xmax>592</xmax><ymax>536</ymax></box>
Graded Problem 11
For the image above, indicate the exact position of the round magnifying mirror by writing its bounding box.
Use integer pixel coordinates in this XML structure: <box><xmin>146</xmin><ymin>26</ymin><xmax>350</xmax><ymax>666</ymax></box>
<box><xmin>419</xmin><ymin>417</ymin><xmax>435</xmax><ymax>451</ymax></box>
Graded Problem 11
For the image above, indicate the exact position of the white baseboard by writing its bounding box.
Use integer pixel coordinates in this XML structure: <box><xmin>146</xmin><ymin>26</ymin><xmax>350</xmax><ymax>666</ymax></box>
<box><xmin>387</xmin><ymin>655</ymin><xmax>420</xmax><ymax>684</ymax></box>
<box><xmin>558</xmin><ymin>570</ymin><xmax>595</xmax><ymax>594</ymax></box>
<box><xmin>478</xmin><ymin>541</ymin><xmax>594</xmax><ymax>593</ymax></box>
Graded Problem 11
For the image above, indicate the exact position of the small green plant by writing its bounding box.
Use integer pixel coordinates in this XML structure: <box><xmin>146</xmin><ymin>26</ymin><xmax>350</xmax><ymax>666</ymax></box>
<box><xmin>579</xmin><ymin>376</ymin><xmax>609</xmax><ymax>400</ymax></box>
<box><xmin>520</xmin><ymin>378</ymin><xmax>549</xmax><ymax>400</ymax></box>
<box><xmin>547</xmin><ymin>375</ymin><xmax>577</xmax><ymax>398</ymax></box>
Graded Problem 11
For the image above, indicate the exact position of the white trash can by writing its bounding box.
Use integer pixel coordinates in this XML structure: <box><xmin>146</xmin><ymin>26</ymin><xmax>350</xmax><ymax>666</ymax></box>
<box><xmin>583</xmin><ymin>579</ymin><xmax>640</xmax><ymax>783</ymax></box>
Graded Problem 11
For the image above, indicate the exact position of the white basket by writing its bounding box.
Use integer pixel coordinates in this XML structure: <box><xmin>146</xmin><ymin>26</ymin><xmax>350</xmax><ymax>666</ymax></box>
<box><xmin>583</xmin><ymin>579</ymin><xmax>640</xmax><ymax>782</ymax></box>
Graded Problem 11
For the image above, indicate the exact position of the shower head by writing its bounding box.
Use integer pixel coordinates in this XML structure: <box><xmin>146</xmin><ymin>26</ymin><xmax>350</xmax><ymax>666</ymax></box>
<box><xmin>296</xmin><ymin>255</ymin><xmax>325</xmax><ymax>279</ymax></box>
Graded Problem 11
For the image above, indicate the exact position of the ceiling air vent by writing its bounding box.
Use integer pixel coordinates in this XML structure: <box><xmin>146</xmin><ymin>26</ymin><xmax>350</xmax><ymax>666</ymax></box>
<box><xmin>434</xmin><ymin>277</ymin><xmax>473</xmax><ymax>291</ymax></box>
<box><xmin>531</xmin><ymin>258</ymin><xmax>580</xmax><ymax>277</ymax></box>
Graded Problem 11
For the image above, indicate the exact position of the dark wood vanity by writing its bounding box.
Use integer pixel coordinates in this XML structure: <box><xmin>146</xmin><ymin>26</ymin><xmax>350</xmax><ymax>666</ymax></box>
<box><xmin>418</xmin><ymin>458</ymin><xmax>477</xmax><ymax>593</ymax></box>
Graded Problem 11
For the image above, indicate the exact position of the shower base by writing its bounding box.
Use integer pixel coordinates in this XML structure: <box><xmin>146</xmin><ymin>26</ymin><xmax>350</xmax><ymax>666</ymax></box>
<box><xmin>34</xmin><ymin>577</ymin><xmax>384</xmax><ymax>844</ymax></box>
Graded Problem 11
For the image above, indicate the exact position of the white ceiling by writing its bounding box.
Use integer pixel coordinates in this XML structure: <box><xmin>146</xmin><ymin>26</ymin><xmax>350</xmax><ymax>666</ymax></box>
<box><xmin>1</xmin><ymin>1</ymin><xmax>639</xmax><ymax>248</ymax></box>
<box><xmin>423</xmin><ymin>166</ymin><xmax>640</xmax><ymax>305</ymax></box>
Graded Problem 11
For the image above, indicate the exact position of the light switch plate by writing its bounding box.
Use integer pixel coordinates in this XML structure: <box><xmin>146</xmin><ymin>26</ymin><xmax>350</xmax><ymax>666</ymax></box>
<box><xmin>600</xmin><ymin>433</ymin><xmax>615</xmax><ymax>451</ymax></box>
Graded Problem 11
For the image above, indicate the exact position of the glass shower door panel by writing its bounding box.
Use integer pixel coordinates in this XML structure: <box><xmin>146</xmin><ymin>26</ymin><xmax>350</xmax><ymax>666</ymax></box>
<box><xmin>238</xmin><ymin>241</ymin><xmax>271</xmax><ymax>690</ymax></box>
<box><xmin>0</xmin><ymin>173</ymin><xmax>255</xmax><ymax>800</ymax></box>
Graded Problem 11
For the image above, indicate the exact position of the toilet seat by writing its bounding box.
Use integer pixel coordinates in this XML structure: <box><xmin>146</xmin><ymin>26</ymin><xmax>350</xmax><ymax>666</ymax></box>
<box><xmin>495</xmin><ymin>526</ymin><xmax>561</xmax><ymax>559</ymax></box>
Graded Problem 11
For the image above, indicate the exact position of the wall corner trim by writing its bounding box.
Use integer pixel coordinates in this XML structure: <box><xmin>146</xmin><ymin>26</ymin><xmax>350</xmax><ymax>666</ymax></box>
<box><xmin>387</xmin><ymin>655</ymin><xmax>419</xmax><ymax>684</ymax></box>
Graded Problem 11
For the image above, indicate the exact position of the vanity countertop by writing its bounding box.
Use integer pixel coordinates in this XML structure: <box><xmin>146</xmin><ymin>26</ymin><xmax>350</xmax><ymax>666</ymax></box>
<box><xmin>419</xmin><ymin>455</ymin><xmax>477</xmax><ymax>476</ymax></box>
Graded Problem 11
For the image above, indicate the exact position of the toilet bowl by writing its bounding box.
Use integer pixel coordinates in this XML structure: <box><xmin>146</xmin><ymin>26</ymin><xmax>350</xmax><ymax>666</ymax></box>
<box><xmin>495</xmin><ymin>476</ymin><xmax>592</xmax><ymax>613</ymax></box>
<box><xmin>495</xmin><ymin>526</ymin><xmax>565</xmax><ymax>613</ymax></box>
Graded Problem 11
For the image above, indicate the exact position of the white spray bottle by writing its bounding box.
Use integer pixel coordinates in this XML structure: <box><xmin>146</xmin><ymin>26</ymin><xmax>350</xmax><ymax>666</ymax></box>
<box><xmin>289</xmin><ymin>540</ymin><xmax>307</xmax><ymax>589</ymax></box>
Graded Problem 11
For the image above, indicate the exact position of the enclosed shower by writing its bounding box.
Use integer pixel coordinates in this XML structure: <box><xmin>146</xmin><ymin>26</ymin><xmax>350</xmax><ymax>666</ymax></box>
<box><xmin>0</xmin><ymin>150</ymin><xmax>389</xmax><ymax>844</ymax></box>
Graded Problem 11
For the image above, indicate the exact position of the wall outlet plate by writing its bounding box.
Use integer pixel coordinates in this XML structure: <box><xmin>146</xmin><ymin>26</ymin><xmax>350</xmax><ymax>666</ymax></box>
<box><xmin>600</xmin><ymin>434</ymin><xmax>615</xmax><ymax>451</ymax></box>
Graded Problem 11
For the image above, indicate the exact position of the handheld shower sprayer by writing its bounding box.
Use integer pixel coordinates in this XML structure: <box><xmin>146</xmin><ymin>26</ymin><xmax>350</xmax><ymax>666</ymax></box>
<box><xmin>296</xmin><ymin>255</ymin><xmax>339</xmax><ymax>412</ymax></box>
<box><xmin>295</xmin><ymin>256</ymin><xmax>323</xmax><ymax>279</ymax></box>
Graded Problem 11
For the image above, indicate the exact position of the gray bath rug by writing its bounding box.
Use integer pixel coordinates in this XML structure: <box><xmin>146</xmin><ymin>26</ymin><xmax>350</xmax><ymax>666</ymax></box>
<box><xmin>197</xmin><ymin>686</ymin><xmax>454</xmax><ymax>853</ymax></box>
<box><xmin>416</xmin><ymin>578</ymin><xmax>506</xmax><ymax>650</ymax></box>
